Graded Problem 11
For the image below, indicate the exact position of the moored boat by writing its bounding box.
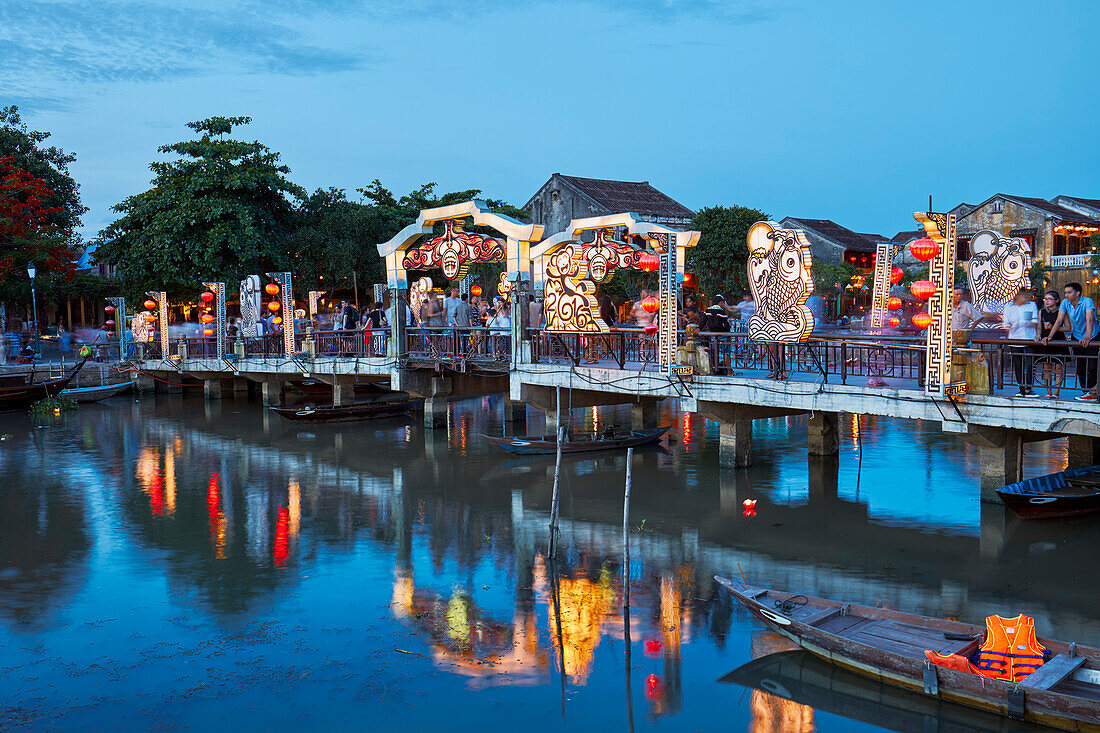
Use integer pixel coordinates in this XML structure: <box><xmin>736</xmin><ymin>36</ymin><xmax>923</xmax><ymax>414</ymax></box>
<box><xmin>61</xmin><ymin>381</ymin><xmax>135</xmax><ymax>402</ymax></box>
<box><xmin>0</xmin><ymin>358</ymin><xmax>87</xmax><ymax>412</ymax></box>
<box><xmin>717</xmin><ymin>576</ymin><xmax>1100</xmax><ymax>731</ymax></box>
<box><xmin>997</xmin><ymin>465</ymin><xmax>1100</xmax><ymax>520</ymax></box>
<box><xmin>480</xmin><ymin>426</ymin><xmax>670</xmax><ymax>455</ymax></box>
<box><xmin>270</xmin><ymin>398</ymin><xmax>420</xmax><ymax>423</ymax></box>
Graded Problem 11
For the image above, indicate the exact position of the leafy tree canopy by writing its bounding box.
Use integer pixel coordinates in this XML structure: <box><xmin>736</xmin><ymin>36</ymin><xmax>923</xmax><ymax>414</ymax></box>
<box><xmin>0</xmin><ymin>157</ymin><xmax>77</xmax><ymax>301</ymax></box>
<box><xmin>96</xmin><ymin>116</ymin><xmax>306</xmax><ymax>300</ymax></box>
<box><xmin>0</xmin><ymin>106</ymin><xmax>86</xmax><ymax>237</ymax></box>
<box><xmin>688</xmin><ymin>205</ymin><xmax>769</xmax><ymax>298</ymax></box>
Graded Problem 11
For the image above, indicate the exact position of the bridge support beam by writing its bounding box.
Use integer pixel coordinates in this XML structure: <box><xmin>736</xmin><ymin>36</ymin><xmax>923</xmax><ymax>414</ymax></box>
<box><xmin>228</xmin><ymin>377</ymin><xmax>249</xmax><ymax>393</ymax></box>
<box><xmin>958</xmin><ymin>426</ymin><xmax>1024</xmax><ymax>502</ymax></box>
<box><xmin>808</xmin><ymin>455</ymin><xmax>839</xmax><ymax>503</ymax></box>
<box><xmin>203</xmin><ymin>379</ymin><xmax>222</xmax><ymax>400</ymax></box>
<box><xmin>807</xmin><ymin>411</ymin><xmax>840</xmax><ymax>456</ymax></box>
<box><xmin>1068</xmin><ymin>435</ymin><xmax>1100</xmax><ymax>469</ymax></box>
<box><xmin>332</xmin><ymin>377</ymin><xmax>355</xmax><ymax>407</ymax></box>
<box><xmin>719</xmin><ymin>419</ymin><xmax>753</xmax><ymax>468</ymax></box>
<box><xmin>424</xmin><ymin>397</ymin><xmax>448</xmax><ymax>429</ymax></box>
<box><xmin>631</xmin><ymin>398</ymin><xmax>661</xmax><ymax>432</ymax></box>
<box><xmin>261</xmin><ymin>379</ymin><xmax>286</xmax><ymax>407</ymax></box>
<box><xmin>135</xmin><ymin>373</ymin><xmax>155</xmax><ymax>392</ymax></box>
<box><xmin>504</xmin><ymin>396</ymin><xmax>527</xmax><ymax>423</ymax></box>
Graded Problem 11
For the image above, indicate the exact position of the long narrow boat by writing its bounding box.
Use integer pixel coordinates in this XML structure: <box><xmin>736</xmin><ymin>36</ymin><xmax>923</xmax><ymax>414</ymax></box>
<box><xmin>997</xmin><ymin>465</ymin><xmax>1100</xmax><ymax>520</ymax></box>
<box><xmin>716</xmin><ymin>577</ymin><xmax>1100</xmax><ymax>731</ymax></box>
<box><xmin>61</xmin><ymin>381</ymin><xmax>135</xmax><ymax>403</ymax></box>
<box><xmin>721</xmin><ymin>648</ymin><xmax>1037</xmax><ymax>732</ymax></box>
<box><xmin>481</xmin><ymin>426</ymin><xmax>670</xmax><ymax>455</ymax></box>
<box><xmin>270</xmin><ymin>398</ymin><xmax>420</xmax><ymax>423</ymax></box>
<box><xmin>0</xmin><ymin>358</ymin><xmax>86</xmax><ymax>412</ymax></box>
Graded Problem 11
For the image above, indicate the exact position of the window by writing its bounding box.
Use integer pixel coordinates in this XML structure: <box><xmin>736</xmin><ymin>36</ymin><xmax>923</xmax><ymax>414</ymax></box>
<box><xmin>1053</xmin><ymin>234</ymin><xmax>1066</xmax><ymax>257</ymax></box>
<box><xmin>991</xmin><ymin>198</ymin><xmax>1003</xmax><ymax>214</ymax></box>
<box><xmin>1069</xmin><ymin>236</ymin><xmax>1083</xmax><ymax>256</ymax></box>
<box><xmin>956</xmin><ymin>238</ymin><xmax>971</xmax><ymax>260</ymax></box>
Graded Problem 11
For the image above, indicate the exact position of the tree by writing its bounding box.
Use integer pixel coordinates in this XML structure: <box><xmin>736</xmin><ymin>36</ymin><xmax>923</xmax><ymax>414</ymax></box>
<box><xmin>96</xmin><ymin>116</ymin><xmax>306</xmax><ymax>299</ymax></box>
<box><xmin>0</xmin><ymin>157</ymin><xmax>76</xmax><ymax>301</ymax></box>
<box><xmin>0</xmin><ymin>106</ymin><xmax>86</xmax><ymax>237</ymax></box>
<box><xmin>687</xmin><ymin>205</ymin><xmax>769</xmax><ymax>298</ymax></box>
<box><xmin>810</xmin><ymin>261</ymin><xmax>858</xmax><ymax>294</ymax></box>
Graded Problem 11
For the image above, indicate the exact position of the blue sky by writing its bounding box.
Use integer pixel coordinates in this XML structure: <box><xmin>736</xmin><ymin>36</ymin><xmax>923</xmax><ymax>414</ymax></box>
<box><xmin>4</xmin><ymin>0</ymin><xmax>1099</xmax><ymax>241</ymax></box>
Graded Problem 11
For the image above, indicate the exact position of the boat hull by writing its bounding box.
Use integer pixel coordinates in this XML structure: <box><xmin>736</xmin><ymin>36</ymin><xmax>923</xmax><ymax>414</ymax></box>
<box><xmin>717</xmin><ymin>577</ymin><xmax>1100</xmax><ymax>732</ymax></box>
<box><xmin>271</xmin><ymin>399</ymin><xmax>419</xmax><ymax>423</ymax></box>
<box><xmin>481</xmin><ymin>426</ymin><xmax>670</xmax><ymax>455</ymax></box>
<box><xmin>0</xmin><ymin>361</ymin><xmax>84</xmax><ymax>412</ymax></box>
<box><xmin>997</xmin><ymin>465</ymin><xmax>1100</xmax><ymax>520</ymax></box>
<box><xmin>61</xmin><ymin>381</ymin><xmax>135</xmax><ymax>402</ymax></box>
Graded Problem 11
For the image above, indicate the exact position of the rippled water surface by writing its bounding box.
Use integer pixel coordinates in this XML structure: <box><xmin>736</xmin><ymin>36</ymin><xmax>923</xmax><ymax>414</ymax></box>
<box><xmin>1</xmin><ymin>391</ymin><xmax>1097</xmax><ymax>731</ymax></box>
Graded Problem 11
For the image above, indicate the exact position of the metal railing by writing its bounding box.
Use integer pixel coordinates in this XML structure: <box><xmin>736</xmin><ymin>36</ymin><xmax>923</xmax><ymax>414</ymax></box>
<box><xmin>404</xmin><ymin>326</ymin><xmax>511</xmax><ymax>363</ymax></box>
<box><xmin>972</xmin><ymin>338</ymin><xmax>1099</xmax><ymax>397</ymax></box>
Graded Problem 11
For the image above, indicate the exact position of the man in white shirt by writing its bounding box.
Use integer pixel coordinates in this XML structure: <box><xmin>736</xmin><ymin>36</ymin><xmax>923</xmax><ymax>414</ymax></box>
<box><xmin>1001</xmin><ymin>288</ymin><xmax>1039</xmax><ymax>397</ymax></box>
<box><xmin>952</xmin><ymin>288</ymin><xmax>986</xmax><ymax>330</ymax></box>
<box><xmin>734</xmin><ymin>293</ymin><xmax>756</xmax><ymax>321</ymax></box>
<box><xmin>443</xmin><ymin>288</ymin><xmax>461</xmax><ymax>327</ymax></box>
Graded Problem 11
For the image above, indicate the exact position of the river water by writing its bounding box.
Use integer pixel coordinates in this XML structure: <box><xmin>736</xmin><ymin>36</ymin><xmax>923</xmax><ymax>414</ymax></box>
<box><xmin>1</xmin><ymin>392</ymin><xmax>1097</xmax><ymax>731</ymax></box>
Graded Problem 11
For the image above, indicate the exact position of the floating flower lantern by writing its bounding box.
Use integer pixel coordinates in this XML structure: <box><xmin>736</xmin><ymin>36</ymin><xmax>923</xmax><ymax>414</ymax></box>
<box><xmin>265</xmin><ymin>283</ymin><xmax>280</xmax><ymax>296</ymax></box>
<box><xmin>267</xmin><ymin>301</ymin><xmax>280</xmax><ymax>312</ymax></box>
<box><xmin>890</xmin><ymin>266</ymin><xmax>904</xmax><ymax>284</ymax></box>
<box><xmin>742</xmin><ymin>498</ymin><xmax>757</xmax><ymax>517</ymax></box>
<box><xmin>200</xmin><ymin>291</ymin><xmax>214</xmax><ymax>303</ymax></box>
<box><xmin>910</xmin><ymin>279</ymin><xmax>936</xmax><ymax>301</ymax></box>
<box><xmin>887</xmin><ymin>296</ymin><xmax>903</xmax><ymax>310</ymax></box>
<box><xmin>144</xmin><ymin>299</ymin><xmax>157</xmax><ymax>310</ymax></box>
<box><xmin>888</xmin><ymin>316</ymin><xmax>901</xmax><ymax>327</ymax></box>
<box><xmin>912</xmin><ymin>312</ymin><xmax>934</xmax><ymax>329</ymax></box>
<box><xmin>910</xmin><ymin>237</ymin><xmax>940</xmax><ymax>262</ymax></box>
<box><xmin>641</xmin><ymin>296</ymin><xmax>660</xmax><ymax>313</ymax></box>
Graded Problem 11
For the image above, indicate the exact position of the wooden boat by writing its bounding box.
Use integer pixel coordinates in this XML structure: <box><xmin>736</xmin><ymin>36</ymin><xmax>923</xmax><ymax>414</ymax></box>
<box><xmin>721</xmin><ymin>648</ymin><xmax>1037</xmax><ymax>732</ymax></box>
<box><xmin>61</xmin><ymin>381</ymin><xmax>135</xmax><ymax>402</ymax></box>
<box><xmin>717</xmin><ymin>577</ymin><xmax>1100</xmax><ymax>731</ymax></box>
<box><xmin>270</xmin><ymin>398</ymin><xmax>420</xmax><ymax>423</ymax></box>
<box><xmin>481</xmin><ymin>426</ymin><xmax>671</xmax><ymax>455</ymax></box>
<box><xmin>997</xmin><ymin>465</ymin><xmax>1100</xmax><ymax>520</ymax></box>
<box><xmin>0</xmin><ymin>358</ymin><xmax>86</xmax><ymax>412</ymax></box>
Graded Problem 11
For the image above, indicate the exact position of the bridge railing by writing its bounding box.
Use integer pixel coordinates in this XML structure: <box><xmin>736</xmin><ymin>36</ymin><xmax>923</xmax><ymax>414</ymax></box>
<box><xmin>404</xmin><ymin>326</ymin><xmax>511</xmax><ymax>363</ymax></box>
<box><xmin>971</xmin><ymin>338</ymin><xmax>1098</xmax><ymax>397</ymax></box>
<box><xmin>311</xmin><ymin>328</ymin><xmax>388</xmax><ymax>357</ymax></box>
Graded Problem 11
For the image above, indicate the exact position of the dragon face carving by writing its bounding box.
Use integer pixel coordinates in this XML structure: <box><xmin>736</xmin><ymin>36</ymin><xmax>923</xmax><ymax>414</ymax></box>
<box><xmin>746</xmin><ymin>221</ymin><xmax>815</xmax><ymax>342</ymax></box>
<box><xmin>966</xmin><ymin>229</ymin><xmax>1032</xmax><ymax>315</ymax></box>
<box><xmin>401</xmin><ymin>219</ymin><xmax>505</xmax><ymax>281</ymax></box>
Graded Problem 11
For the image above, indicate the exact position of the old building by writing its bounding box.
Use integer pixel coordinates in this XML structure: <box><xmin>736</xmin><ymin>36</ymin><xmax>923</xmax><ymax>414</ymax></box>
<box><xmin>524</xmin><ymin>173</ymin><xmax>695</xmax><ymax>237</ymax></box>
<box><xmin>955</xmin><ymin>194</ymin><xmax>1100</xmax><ymax>289</ymax></box>
<box><xmin>779</xmin><ymin>217</ymin><xmax>879</xmax><ymax>269</ymax></box>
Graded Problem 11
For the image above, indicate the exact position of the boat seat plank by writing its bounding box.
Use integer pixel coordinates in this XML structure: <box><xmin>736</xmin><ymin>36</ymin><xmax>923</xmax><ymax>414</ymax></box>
<box><xmin>1050</xmin><ymin>678</ymin><xmax>1100</xmax><ymax>702</ymax></box>
<box><xmin>1022</xmin><ymin>654</ymin><xmax>1088</xmax><ymax>691</ymax></box>
<box><xmin>743</xmin><ymin>589</ymin><xmax>768</xmax><ymax>600</ymax></box>
<box><xmin>849</xmin><ymin>619</ymin><xmax>974</xmax><ymax>657</ymax></box>
<box><xmin>818</xmin><ymin>614</ymin><xmax>870</xmax><ymax>635</ymax></box>
<box><xmin>795</xmin><ymin>607</ymin><xmax>840</xmax><ymax>627</ymax></box>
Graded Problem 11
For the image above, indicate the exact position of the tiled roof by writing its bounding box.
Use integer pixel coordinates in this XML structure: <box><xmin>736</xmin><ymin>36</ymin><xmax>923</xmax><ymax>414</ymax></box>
<box><xmin>1057</xmin><ymin>196</ymin><xmax>1100</xmax><ymax>212</ymax></box>
<box><xmin>859</xmin><ymin>232</ymin><xmax>890</xmax><ymax>244</ymax></box>
<box><xmin>892</xmin><ymin>229</ymin><xmax>924</xmax><ymax>243</ymax></box>
<box><xmin>556</xmin><ymin>174</ymin><xmax>696</xmax><ymax>219</ymax></box>
<box><xmin>786</xmin><ymin>217</ymin><xmax>877</xmax><ymax>252</ymax></box>
<box><xmin>996</xmin><ymin>195</ymin><xmax>1098</xmax><ymax>223</ymax></box>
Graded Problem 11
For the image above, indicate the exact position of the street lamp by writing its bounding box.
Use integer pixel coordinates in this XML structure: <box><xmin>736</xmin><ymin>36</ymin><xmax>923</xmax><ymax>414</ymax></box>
<box><xmin>27</xmin><ymin>262</ymin><xmax>38</xmax><ymax>357</ymax></box>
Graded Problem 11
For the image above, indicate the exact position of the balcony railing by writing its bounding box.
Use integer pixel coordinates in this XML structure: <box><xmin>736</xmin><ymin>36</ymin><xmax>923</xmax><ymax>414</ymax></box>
<box><xmin>1051</xmin><ymin>253</ymin><xmax>1091</xmax><ymax>268</ymax></box>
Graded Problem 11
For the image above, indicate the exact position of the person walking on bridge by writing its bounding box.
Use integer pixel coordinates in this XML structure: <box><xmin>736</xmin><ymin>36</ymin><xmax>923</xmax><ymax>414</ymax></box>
<box><xmin>1042</xmin><ymin>282</ymin><xmax>1099</xmax><ymax>401</ymax></box>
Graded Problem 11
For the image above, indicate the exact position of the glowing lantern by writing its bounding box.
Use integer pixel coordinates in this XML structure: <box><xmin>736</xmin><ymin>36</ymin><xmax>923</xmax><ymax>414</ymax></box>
<box><xmin>265</xmin><ymin>283</ymin><xmax>280</xmax><ymax>296</ymax></box>
<box><xmin>200</xmin><ymin>291</ymin><xmax>214</xmax><ymax>303</ymax></box>
<box><xmin>643</xmin><ymin>322</ymin><xmax>658</xmax><ymax>335</ymax></box>
<box><xmin>641</xmin><ymin>296</ymin><xmax>659</xmax><ymax>313</ymax></box>
<box><xmin>144</xmin><ymin>299</ymin><xmax>157</xmax><ymax>310</ymax></box>
<box><xmin>742</xmin><ymin>498</ymin><xmax>757</xmax><ymax>517</ymax></box>
<box><xmin>470</xmin><ymin>284</ymin><xmax>483</xmax><ymax>297</ymax></box>
<box><xmin>143</xmin><ymin>313</ymin><xmax>156</xmax><ymax>324</ymax></box>
<box><xmin>890</xmin><ymin>266</ymin><xmax>904</xmax><ymax>284</ymax></box>
<box><xmin>910</xmin><ymin>237</ymin><xmax>940</xmax><ymax>261</ymax></box>
<box><xmin>887</xmin><ymin>296</ymin><xmax>903</xmax><ymax>310</ymax></box>
<box><xmin>202</xmin><ymin>328</ymin><xmax>213</xmax><ymax>336</ymax></box>
<box><xmin>638</xmin><ymin>252</ymin><xmax>660</xmax><ymax>273</ymax></box>
<box><xmin>910</xmin><ymin>279</ymin><xmax>936</xmax><ymax>301</ymax></box>
<box><xmin>888</xmin><ymin>316</ymin><xmax>901</xmax><ymax>327</ymax></box>
<box><xmin>104</xmin><ymin>305</ymin><xmax>115</xmax><ymax>314</ymax></box>
<box><xmin>683</xmin><ymin>272</ymin><xmax>697</xmax><ymax>288</ymax></box>
<box><xmin>643</xmin><ymin>639</ymin><xmax>663</xmax><ymax>658</ymax></box>
<box><xmin>272</xmin><ymin>316</ymin><xmax>282</xmax><ymax>325</ymax></box>
<box><xmin>200</xmin><ymin>313</ymin><xmax>214</xmax><ymax>324</ymax></box>
<box><xmin>267</xmin><ymin>301</ymin><xmax>281</xmax><ymax>312</ymax></box>
<box><xmin>912</xmin><ymin>312</ymin><xmax>934</xmax><ymax>329</ymax></box>
<box><xmin>105</xmin><ymin>319</ymin><xmax>115</xmax><ymax>327</ymax></box>
<box><xmin>645</xmin><ymin>674</ymin><xmax>665</xmax><ymax>700</ymax></box>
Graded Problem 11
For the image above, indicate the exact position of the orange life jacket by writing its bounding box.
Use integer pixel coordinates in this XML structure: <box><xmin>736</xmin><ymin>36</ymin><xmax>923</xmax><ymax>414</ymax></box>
<box><xmin>926</xmin><ymin>614</ymin><xmax>1048</xmax><ymax>683</ymax></box>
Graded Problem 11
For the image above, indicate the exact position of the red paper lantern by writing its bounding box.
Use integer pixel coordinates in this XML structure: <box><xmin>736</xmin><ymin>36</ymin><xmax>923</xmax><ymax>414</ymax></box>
<box><xmin>912</xmin><ymin>312</ymin><xmax>934</xmax><ymax>329</ymax></box>
<box><xmin>643</xmin><ymin>322</ymin><xmax>658</xmax><ymax>335</ymax></box>
<box><xmin>910</xmin><ymin>237</ymin><xmax>940</xmax><ymax>262</ymax></box>
<box><xmin>470</xmin><ymin>284</ymin><xmax>483</xmax><ymax>297</ymax></box>
<box><xmin>888</xmin><ymin>316</ymin><xmax>901</xmax><ymax>327</ymax></box>
<box><xmin>200</xmin><ymin>291</ymin><xmax>214</xmax><ymax>302</ymax></box>
<box><xmin>144</xmin><ymin>314</ymin><xmax>156</xmax><ymax>324</ymax></box>
<box><xmin>890</xmin><ymin>266</ymin><xmax>904</xmax><ymax>284</ymax></box>
<box><xmin>272</xmin><ymin>316</ymin><xmax>282</xmax><ymax>325</ymax></box>
<box><xmin>265</xmin><ymin>283</ymin><xmax>280</xmax><ymax>296</ymax></box>
<box><xmin>887</xmin><ymin>296</ymin><xmax>903</xmax><ymax>310</ymax></box>
<box><xmin>200</xmin><ymin>313</ymin><xmax>214</xmax><ymax>324</ymax></box>
<box><xmin>682</xmin><ymin>272</ymin><xmax>697</xmax><ymax>288</ymax></box>
<box><xmin>267</xmin><ymin>301</ymin><xmax>280</xmax><ymax>312</ymax></box>
<box><xmin>105</xmin><ymin>319</ymin><xmax>115</xmax><ymax>327</ymax></box>
<box><xmin>104</xmin><ymin>305</ymin><xmax>115</xmax><ymax>314</ymax></box>
<box><xmin>144</xmin><ymin>299</ymin><xmax>157</xmax><ymax>310</ymax></box>
<box><xmin>910</xmin><ymin>279</ymin><xmax>936</xmax><ymax>301</ymax></box>
<box><xmin>638</xmin><ymin>252</ymin><xmax>660</xmax><ymax>273</ymax></box>
<box><xmin>202</xmin><ymin>327</ymin><xmax>214</xmax><ymax>336</ymax></box>
<box><xmin>641</xmin><ymin>296</ymin><xmax>659</xmax><ymax>313</ymax></box>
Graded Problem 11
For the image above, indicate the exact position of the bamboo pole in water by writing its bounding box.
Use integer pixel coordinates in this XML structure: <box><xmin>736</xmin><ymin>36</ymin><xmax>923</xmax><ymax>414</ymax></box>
<box><xmin>546</xmin><ymin>423</ymin><xmax>564</xmax><ymax>558</ymax></box>
<box><xmin>622</xmin><ymin>446</ymin><xmax>635</xmax><ymax>732</ymax></box>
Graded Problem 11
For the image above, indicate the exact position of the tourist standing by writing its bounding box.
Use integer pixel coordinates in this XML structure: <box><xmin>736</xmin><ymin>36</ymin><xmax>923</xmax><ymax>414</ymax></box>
<box><xmin>734</xmin><ymin>292</ymin><xmax>756</xmax><ymax>321</ymax></box>
<box><xmin>1037</xmin><ymin>290</ymin><xmax>1070</xmax><ymax>398</ymax></box>
<box><xmin>443</xmin><ymin>288</ymin><xmax>461</xmax><ymax>328</ymax></box>
<box><xmin>951</xmin><ymin>288</ymin><xmax>985</xmax><ymax>331</ymax></box>
<box><xmin>1001</xmin><ymin>288</ymin><xmax>1039</xmax><ymax>397</ymax></box>
<box><xmin>528</xmin><ymin>293</ymin><xmax>541</xmax><ymax>330</ymax></box>
<box><xmin>704</xmin><ymin>303</ymin><xmax>731</xmax><ymax>375</ymax></box>
<box><xmin>1042</xmin><ymin>282</ymin><xmax>1100</xmax><ymax>401</ymax></box>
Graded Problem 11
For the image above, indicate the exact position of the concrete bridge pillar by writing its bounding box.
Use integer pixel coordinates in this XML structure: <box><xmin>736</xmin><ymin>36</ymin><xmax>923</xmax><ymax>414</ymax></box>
<box><xmin>332</xmin><ymin>378</ymin><xmax>355</xmax><ymax>407</ymax></box>
<box><xmin>503</xmin><ymin>396</ymin><xmax>527</xmax><ymax>423</ymax></box>
<box><xmin>631</xmin><ymin>398</ymin><xmax>661</xmax><ymax>432</ymax></box>
<box><xmin>807</xmin><ymin>455</ymin><xmax>839</xmax><ymax>503</ymax></box>
<box><xmin>719</xmin><ymin>419</ymin><xmax>753</xmax><ymax>468</ymax></box>
<box><xmin>135</xmin><ymin>373</ymin><xmax>156</xmax><ymax>392</ymax></box>
<box><xmin>261</xmin><ymin>379</ymin><xmax>286</xmax><ymax>407</ymax></box>
<box><xmin>972</xmin><ymin>429</ymin><xmax>1023</xmax><ymax>502</ymax></box>
<box><xmin>228</xmin><ymin>377</ymin><xmax>249</xmax><ymax>393</ymax></box>
<box><xmin>423</xmin><ymin>397</ymin><xmax>448</xmax><ymax>429</ymax></box>
<box><xmin>203</xmin><ymin>379</ymin><xmax>222</xmax><ymax>400</ymax></box>
<box><xmin>807</xmin><ymin>411</ymin><xmax>840</xmax><ymax>456</ymax></box>
<box><xmin>1068</xmin><ymin>435</ymin><xmax>1100</xmax><ymax>469</ymax></box>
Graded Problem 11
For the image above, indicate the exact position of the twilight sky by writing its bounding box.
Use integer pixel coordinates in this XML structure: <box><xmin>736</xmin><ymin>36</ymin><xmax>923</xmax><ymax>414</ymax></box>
<box><xmin>4</xmin><ymin>0</ymin><xmax>1098</xmax><ymax>241</ymax></box>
